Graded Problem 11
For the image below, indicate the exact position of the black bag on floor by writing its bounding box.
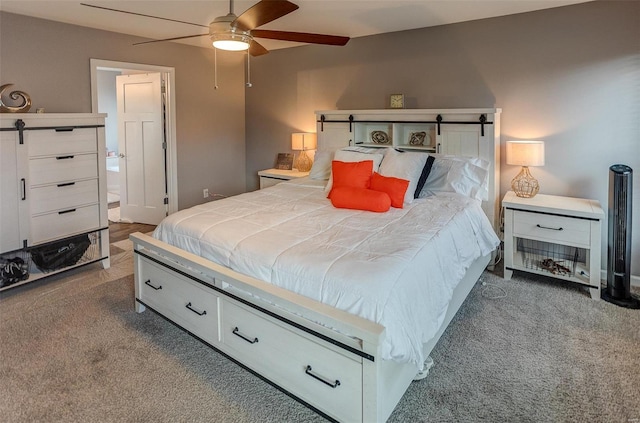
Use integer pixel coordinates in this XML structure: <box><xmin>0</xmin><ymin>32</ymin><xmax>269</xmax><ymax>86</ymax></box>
<box><xmin>31</xmin><ymin>234</ymin><xmax>91</xmax><ymax>272</ymax></box>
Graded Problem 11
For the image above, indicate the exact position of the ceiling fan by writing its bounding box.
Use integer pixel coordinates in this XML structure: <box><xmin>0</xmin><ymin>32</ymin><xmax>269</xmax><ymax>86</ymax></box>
<box><xmin>81</xmin><ymin>0</ymin><xmax>350</xmax><ymax>56</ymax></box>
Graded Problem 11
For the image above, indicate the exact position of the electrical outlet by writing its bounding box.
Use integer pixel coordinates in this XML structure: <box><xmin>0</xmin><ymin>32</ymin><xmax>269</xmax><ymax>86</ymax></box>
<box><xmin>203</xmin><ymin>188</ymin><xmax>209</xmax><ymax>198</ymax></box>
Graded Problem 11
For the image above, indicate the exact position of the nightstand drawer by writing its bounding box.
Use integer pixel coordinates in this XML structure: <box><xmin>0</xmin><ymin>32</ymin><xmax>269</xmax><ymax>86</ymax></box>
<box><xmin>512</xmin><ymin>210</ymin><xmax>591</xmax><ymax>247</ymax></box>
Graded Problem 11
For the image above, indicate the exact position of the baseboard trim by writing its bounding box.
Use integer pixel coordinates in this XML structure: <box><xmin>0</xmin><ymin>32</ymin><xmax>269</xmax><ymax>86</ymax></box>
<box><xmin>600</xmin><ymin>270</ymin><xmax>640</xmax><ymax>288</ymax></box>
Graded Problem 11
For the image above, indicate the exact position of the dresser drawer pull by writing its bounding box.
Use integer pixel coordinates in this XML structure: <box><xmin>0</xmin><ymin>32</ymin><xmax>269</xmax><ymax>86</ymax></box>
<box><xmin>232</xmin><ymin>327</ymin><xmax>259</xmax><ymax>344</ymax></box>
<box><xmin>55</xmin><ymin>127</ymin><xmax>74</xmax><ymax>132</ymax></box>
<box><xmin>21</xmin><ymin>178</ymin><xmax>26</xmax><ymax>200</ymax></box>
<box><xmin>57</xmin><ymin>182</ymin><xmax>76</xmax><ymax>187</ymax></box>
<box><xmin>58</xmin><ymin>208</ymin><xmax>76</xmax><ymax>215</ymax></box>
<box><xmin>305</xmin><ymin>365</ymin><xmax>341</xmax><ymax>388</ymax></box>
<box><xmin>185</xmin><ymin>302</ymin><xmax>207</xmax><ymax>316</ymax></box>
<box><xmin>56</xmin><ymin>155</ymin><xmax>75</xmax><ymax>160</ymax></box>
<box><xmin>144</xmin><ymin>279</ymin><xmax>162</xmax><ymax>290</ymax></box>
<box><xmin>536</xmin><ymin>224</ymin><xmax>563</xmax><ymax>231</ymax></box>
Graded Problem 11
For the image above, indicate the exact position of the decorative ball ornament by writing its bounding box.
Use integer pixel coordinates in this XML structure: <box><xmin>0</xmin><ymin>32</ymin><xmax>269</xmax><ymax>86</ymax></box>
<box><xmin>0</xmin><ymin>84</ymin><xmax>32</xmax><ymax>113</ymax></box>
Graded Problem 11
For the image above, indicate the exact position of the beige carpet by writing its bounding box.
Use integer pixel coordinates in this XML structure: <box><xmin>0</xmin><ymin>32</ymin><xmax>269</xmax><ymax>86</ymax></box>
<box><xmin>1</xmin><ymin>248</ymin><xmax>639</xmax><ymax>422</ymax></box>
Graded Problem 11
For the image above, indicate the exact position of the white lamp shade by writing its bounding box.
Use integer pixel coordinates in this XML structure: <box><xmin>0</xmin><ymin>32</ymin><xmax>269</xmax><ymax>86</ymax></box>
<box><xmin>506</xmin><ymin>141</ymin><xmax>545</xmax><ymax>167</ymax></box>
<box><xmin>291</xmin><ymin>133</ymin><xmax>317</xmax><ymax>151</ymax></box>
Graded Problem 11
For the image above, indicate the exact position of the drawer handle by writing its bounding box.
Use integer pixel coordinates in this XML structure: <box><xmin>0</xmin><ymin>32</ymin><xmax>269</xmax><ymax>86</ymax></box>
<box><xmin>58</xmin><ymin>208</ymin><xmax>76</xmax><ymax>215</ymax></box>
<box><xmin>144</xmin><ymin>279</ymin><xmax>162</xmax><ymax>290</ymax></box>
<box><xmin>21</xmin><ymin>178</ymin><xmax>26</xmax><ymax>200</ymax></box>
<box><xmin>185</xmin><ymin>302</ymin><xmax>207</xmax><ymax>316</ymax></box>
<box><xmin>56</xmin><ymin>155</ymin><xmax>75</xmax><ymax>160</ymax></box>
<box><xmin>55</xmin><ymin>127</ymin><xmax>74</xmax><ymax>132</ymax></box>
<box><xmin>57</xmin><ymin>182</ymin><xmax>76</xmax><ymax>187</ymax></box>
<box><xmin>536</xmin><ymin>224</ymin><xmax>563</xmax><ymax>231</ymax></box>
<box><xmin>305</xmin><ymin>365</ymin><xmax>341</xmax><ymax>389</ymax></box>
<box><xmin>232</xmin><ymin>327</ymin><xmax>259</xmax><ymax>344</ymax></box>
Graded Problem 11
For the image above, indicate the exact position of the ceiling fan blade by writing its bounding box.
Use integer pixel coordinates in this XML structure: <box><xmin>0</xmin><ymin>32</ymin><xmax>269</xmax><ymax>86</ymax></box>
<box><xmin>80</xmin><ymin>3</ymin><xmax>208</xmax><ymax>28</ymax></box>
<box><xmin>233</xmin><ymin>0</ymin><xmax>299</xmax><ymax>31</ymax></box>
<box><xmin>251</xmin><ymin>29</ymin><xmax>349</xmax><ymax>46</ymax></box>
<box><xmin>249</xmin><ymin>39</ymin><xmax>270</xmax><ymax>57</ymax></box>
<box><xmin>133</xmin><ymin>34</ymin><xmax>209</xmax><ymax>46</ymax></box>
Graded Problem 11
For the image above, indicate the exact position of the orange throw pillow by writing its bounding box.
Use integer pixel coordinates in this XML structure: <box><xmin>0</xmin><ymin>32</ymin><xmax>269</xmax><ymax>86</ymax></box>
<box><xmin>328</xmin><ymin>160</ymin><xmax>374</xmax><ymax>198</ymax></box>
<box><xmin>370</xmin><ymin>172</ymin><xmax>410</xmax><ymax>208</ymax></box>
<box><xmin>330</xmin><ymin>187</ymin><xmax>391</xmax><ymax>212</ymax></box>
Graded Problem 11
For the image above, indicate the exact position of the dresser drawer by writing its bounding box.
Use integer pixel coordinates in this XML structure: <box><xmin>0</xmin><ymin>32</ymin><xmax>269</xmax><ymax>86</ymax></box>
<box><xmin>30</xmin><ymin>179</ymin><xmax>98</xmax><ymax>215</ymax></box>
<box><xmin>512</xmin><ymin>210</ymin><xmax>591</xmax><ymax>247</ymax></box>
<box><xmin>138</xmin><ymin>258</ymin><xmax>219</xmax><ymax>345</ymax></box>
<box><xmin>30</xmin><ymin>204</ymin><xmax>100</xmax><ymax>245</ymax></box>
<box><xmin>29</xmin><ymin>154</ymin><xmax>98</xmax><ymax>186</ymax></box>
<box><xmin>221</xmin><ymin>300</ymin><xmax>362</xmax><ymax>423</ymax></box>
<box><xmin>27</xmin><ymin>127</ymin><xmax>98</xmax><ymax>157</ymax></box>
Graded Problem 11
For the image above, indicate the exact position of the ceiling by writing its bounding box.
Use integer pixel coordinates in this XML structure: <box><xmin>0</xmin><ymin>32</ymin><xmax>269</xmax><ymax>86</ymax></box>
<box><xmin>0</xmin><ymin>0</ymin><xmax>591</xmax><ymax>52</ymax></box>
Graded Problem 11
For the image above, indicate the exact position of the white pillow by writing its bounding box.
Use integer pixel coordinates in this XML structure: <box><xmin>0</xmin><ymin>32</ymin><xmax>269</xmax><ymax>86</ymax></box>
<box><xmin>419</xmin><ymin>154</ymin><xmax>490</xmax><ymax>201</ymax></box>
<box><xmin>377</xmin><ymin>149</ymin><xmax>428</xmax><ymax>204</ymax></box>
<box><xmin>309</xmin><ymin>151</ymin><xmax>333</xmax><ymax>180</ymax></box>
<box><xmin>324</xmin><ymin>148</ymin><xmax>385</xmax><ymax>193</ymax></box>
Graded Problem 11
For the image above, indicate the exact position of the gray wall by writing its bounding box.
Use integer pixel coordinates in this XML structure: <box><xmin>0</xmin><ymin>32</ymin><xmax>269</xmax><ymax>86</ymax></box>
<box><xmin>245</xmin><ymin>1</ymin><xmax>640</xmax><ymax>276</ymax></box>
<box><xmin>0</xmin><ymin>11</ymin><xmax>247</xmax><ymax>209</ymax></box>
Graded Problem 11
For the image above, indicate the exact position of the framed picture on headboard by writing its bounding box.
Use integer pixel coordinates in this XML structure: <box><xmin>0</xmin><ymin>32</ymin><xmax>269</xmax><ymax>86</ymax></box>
<box><xmin>276</xmin><ymin>153</ymin><xmax>294</xmax><ymax>170</ymax></box>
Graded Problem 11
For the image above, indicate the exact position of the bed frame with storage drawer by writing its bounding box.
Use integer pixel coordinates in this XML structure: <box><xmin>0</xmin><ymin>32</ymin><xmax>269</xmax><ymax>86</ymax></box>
<box><xmin>130</xmin><ymin>107</ymin><xmax>501</xmax><ymax>422</ymax></box>
<box><xmin>132</xmin><ymin>232</ymin><xmax>491</xmax><ymax>422</ymax></box>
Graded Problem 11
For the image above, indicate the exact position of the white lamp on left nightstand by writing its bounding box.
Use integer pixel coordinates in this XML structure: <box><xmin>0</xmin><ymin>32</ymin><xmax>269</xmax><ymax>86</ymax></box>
<box><xmin>291</xmin><ymin>132</ymin><xmax>317</xmax><ymax>172</ymax></box>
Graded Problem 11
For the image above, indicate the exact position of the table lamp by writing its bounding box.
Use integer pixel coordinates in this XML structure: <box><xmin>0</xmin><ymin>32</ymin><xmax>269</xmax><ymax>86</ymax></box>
<box><xmin>506</xmin><ymin>140</ymin><xmax>545</xmax><ymax>198</ymax></box>
<box><xmin>291</xmin><ymin>133</ymin><xmax>317</xmax><ymax>172</ymax></box>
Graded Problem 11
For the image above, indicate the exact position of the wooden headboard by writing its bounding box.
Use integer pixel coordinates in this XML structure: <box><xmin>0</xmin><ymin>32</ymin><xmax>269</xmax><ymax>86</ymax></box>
<box><xmin>315</xmin><ymin>108</ymin><xmax>502</xmax><ymax>233</ymax></box>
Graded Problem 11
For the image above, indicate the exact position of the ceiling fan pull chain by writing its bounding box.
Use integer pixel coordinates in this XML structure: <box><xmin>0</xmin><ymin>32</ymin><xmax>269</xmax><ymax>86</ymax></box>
<box><xmin>214</xmin><ymin>48</ymin><xmax>219</xmax><ymax>90</ymax></box>
<box><xmin>246</xmin><ymin>51</ymin><xmax>252</xmax><ymax>88</ymax></box>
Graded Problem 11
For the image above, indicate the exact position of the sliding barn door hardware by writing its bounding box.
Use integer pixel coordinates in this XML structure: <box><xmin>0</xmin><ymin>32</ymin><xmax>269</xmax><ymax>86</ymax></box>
<box><xmin>318</xmin><ymin>113</ymin><xmax>491</xmax><ymax>135</ymax></box>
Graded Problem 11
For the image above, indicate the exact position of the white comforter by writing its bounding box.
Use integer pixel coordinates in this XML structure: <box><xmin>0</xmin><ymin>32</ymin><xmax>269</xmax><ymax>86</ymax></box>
<box><xmin>153</xmin><ymin>179</ymin><xmax>499</xmax><ymax>367</ymax></box>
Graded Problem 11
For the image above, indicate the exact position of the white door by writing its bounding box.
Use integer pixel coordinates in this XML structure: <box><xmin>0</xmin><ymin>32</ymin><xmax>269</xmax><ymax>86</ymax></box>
<box><xmin>116</xmin><ymin>73</ymin><xmax>166</xmax><ymax>225</ymax></box>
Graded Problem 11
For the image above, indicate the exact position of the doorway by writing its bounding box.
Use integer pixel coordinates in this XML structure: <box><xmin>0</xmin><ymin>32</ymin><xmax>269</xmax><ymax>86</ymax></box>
<box><xmin>90</xmin><ymin>59</ymin><xmax>178</xmax><ymax>224</ymax></box>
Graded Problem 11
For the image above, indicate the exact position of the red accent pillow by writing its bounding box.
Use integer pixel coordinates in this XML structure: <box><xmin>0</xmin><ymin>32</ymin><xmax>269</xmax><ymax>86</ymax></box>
<box><xmin>370</xmin><ymin>172</ymin><xmax>410</xmax><ymax>208</ymax></box>
<box><xmin>330</xmin><ymin>187</ymin><xmax>391</xmax><ymax>213</ymax></box>
<box><xmin>328</xmin><ymin>160</ymin><xmax>374</xmax><ymax>198</ymax></box>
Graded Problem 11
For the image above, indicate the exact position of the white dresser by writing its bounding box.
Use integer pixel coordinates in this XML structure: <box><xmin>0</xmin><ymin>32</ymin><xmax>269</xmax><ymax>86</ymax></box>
<box><xmin>0</xmin><ymin>113</ymin><xmax>110</xmax><ymax>290</ymax></box>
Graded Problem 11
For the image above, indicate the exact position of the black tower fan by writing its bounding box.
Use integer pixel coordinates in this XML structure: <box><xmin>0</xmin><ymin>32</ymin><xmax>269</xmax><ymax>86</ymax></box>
<box><xmin>602</xmin><ymin>164</ymin><xmax>640</xmax><ymax>308</ymax></box>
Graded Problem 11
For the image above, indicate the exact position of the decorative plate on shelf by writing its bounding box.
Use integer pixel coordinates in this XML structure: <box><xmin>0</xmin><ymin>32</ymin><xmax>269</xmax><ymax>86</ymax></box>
<box><xmin>409</xmin><ymin>131</ymin><xmax>427</xmax><ymax>146</ymax></box>
<box><xmin>371</xmin><ymin>130</ymin><xmax>390</xmax><ymax>144</ymax></box>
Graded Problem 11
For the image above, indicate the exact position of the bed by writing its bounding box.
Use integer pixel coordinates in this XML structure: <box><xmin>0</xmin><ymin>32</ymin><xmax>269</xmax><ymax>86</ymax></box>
<box><xmin>130</xmin><ymin>108</ymin><xmax>501</xmax><ymax>422</ymax></box>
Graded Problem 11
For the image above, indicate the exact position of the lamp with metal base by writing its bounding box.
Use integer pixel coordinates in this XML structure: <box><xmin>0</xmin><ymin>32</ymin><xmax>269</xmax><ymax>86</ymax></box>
<box><xmin>506</xmin><ymin>140</ymin><xmax>545</xmax><ymax>198</ymax></box>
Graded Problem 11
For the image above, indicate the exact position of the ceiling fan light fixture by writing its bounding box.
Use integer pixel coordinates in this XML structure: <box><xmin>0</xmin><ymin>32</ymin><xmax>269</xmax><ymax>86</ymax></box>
<box><xmin>212</xmin><ymin>32</ymin><xmax>251</xmax><ymax>51</ymax></box>
<box><xmin>210</xmin><ymin>12</ymin><xmax>251</xmax><ymax>52</ymax></box>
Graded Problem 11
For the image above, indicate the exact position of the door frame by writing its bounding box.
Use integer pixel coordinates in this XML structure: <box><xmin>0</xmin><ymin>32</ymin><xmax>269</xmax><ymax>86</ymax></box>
<box><xmin>90</xmin><ymin>58</ymin><xmax>178</xmax><ymax>214</ymax></box>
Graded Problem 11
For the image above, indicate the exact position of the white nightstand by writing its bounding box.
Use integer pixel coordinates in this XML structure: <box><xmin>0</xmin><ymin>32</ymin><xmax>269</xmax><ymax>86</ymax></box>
<box><xmin>258</xmin><ymin>168</ymin><xmax>310</xmax><ymax>189</ymax></box>
<box><xmin>502</xmin><ymin>191</ymin><xmax>604</xmax><ymax>299</ymax></box>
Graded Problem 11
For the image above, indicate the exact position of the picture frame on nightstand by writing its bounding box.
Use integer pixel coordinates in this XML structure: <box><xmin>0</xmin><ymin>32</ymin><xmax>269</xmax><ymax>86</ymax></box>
<box><xmin>275</xmin><ymin>153</ymin><xmax>294</xmax><ymax>170</ymax></box>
